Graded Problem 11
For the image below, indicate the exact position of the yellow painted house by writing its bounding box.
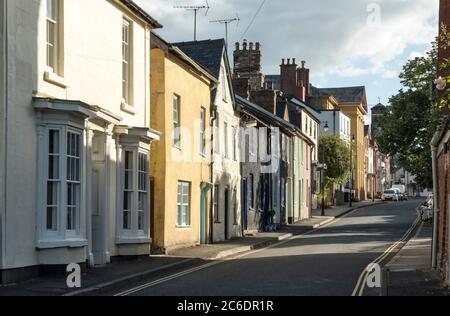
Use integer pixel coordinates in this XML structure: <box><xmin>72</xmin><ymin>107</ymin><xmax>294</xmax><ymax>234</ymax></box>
<box><xmin>150</xmin><ymin>33</ymin><xmax>217</xmax><ymax>253</ymax></box>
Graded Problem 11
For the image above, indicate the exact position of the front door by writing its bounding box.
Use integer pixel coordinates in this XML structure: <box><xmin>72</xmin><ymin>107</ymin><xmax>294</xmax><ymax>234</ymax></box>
<box><xmin>242</xmin><ymin>178</ymin><xmax>247</xmax><ymax>231</ymax></box>
<box><xmin>224</xmin><ymin>188</ymin><xmax>229</xmax><ymax>240</ymax></box>
<box><xmin>91</xmin><ymin>164</ymin><xmax>106</xmax><ymax>265</ymax></box>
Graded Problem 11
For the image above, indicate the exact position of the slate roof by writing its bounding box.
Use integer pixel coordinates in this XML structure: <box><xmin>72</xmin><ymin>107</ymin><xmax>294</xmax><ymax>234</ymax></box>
<box><xmin>310</xmin><ymin>86</ymin><xmax>366</xmax><ymax>104</ymax></box>
<box><xmin>371</xmin><ymin>103</ymin><xmax>387</xmax><ymax>112</ymax></box>
<box><xmin>236</xmin><ymin>96</ymin><xmax>297</xmax><ymax>134</ymax></box>
<box><xmin>171</xmin><ymin>39</ymin><xmax>226</xmax><ymax>79</ymax></box>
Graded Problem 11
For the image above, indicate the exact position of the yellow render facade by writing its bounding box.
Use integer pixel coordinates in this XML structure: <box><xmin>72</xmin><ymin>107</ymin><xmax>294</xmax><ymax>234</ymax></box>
<box><xmin>340</xmin><ymin>105</ymin><xmax>367</xmax><ymax>201</ymax></box>
<box><xmin>150</xmin><ymin>46</ymin><xmax>215</xmax><ymax>253</ymax></box>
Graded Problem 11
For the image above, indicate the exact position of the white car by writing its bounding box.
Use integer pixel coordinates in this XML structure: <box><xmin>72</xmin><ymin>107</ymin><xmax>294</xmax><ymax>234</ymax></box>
<box><xmin>392</xmin><ymin>188</ymin><xmax>405</xmax><ymax>201</ymax></box>
<box><xmin>382</xmin><ymin>189</ymin><xmax>399</xmax><ymax>202</ymax></box>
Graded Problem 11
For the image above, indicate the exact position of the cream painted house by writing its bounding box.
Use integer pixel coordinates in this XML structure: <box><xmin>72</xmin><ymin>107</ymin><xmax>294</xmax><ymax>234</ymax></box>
<box><xmin>0</xmin><ymin>0</ymin><xmax>161</xmax><ymax>284</ymax></box>
<box><xmin>173</xmin><ymin>39</ymin><xmax>242</xmax><ymax>242</ymax></box>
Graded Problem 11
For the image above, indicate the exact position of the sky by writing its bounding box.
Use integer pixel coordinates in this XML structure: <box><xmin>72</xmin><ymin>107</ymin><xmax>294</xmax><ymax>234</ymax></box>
<box><xmin>135</xmin><ymin>0</ymin><xmax>439</xmax><ymax>111</ymax></box>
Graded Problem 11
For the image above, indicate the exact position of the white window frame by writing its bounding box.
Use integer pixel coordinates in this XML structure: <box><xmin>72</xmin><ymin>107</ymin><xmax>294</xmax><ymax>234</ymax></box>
<box><xmin>177</xmin><ymin>181</ymin><xmax>191</xmax><ymax>227</ymax></box>
<box><xmin>46</xmin><ymin>0</ymin><xmax>63</xmax><ymax>75</ymax></box>
<box><xmin>224</xmin><ymin>121</ymin><xmax>229</xmax><ymax>158</ymax></box>
<box><xmin>214</xmin><ymin>185</ymin><xmax>220</xmax><ymax>223</ymax></box>
<box><xmin>38</xmin><ymin>124</ymin><xmax>84</xmax><ymax>246</ymax></box>
<box><xmin>173</xmin><ymin>94</ymin><xmax>181</xmax><ymax>148</ymax></box>
<box><xmin>122</xmin><ymin>18</ymin><xmax>133</xmax><ymax>105</ymax></box>
<box><xmin>200</xmin><ymin>107</ymin><xmax>206</xmax><ymax>155</ymax></box>
<box><xmin>119</xmin><ymin>147</ymin><xmax>149</xmax><ymax>238</ymax></box>
<box><xmin>221</xmin><ymin>66</ymin><xmax>228</xmax><ymax>102</ymax></box>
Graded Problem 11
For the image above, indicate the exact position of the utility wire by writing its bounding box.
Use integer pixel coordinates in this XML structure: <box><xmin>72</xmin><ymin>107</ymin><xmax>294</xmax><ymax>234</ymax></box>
<box><xmin>239</xmin><ymin>0</ymin><xmax>267</xmax><ymax>41</ymax></box>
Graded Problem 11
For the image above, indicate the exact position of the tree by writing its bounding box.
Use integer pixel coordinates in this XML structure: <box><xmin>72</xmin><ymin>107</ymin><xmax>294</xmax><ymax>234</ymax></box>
<box><xmin>376</xmin><ymin>41</ymin><xmax>441</xmax><ymax>188</ymax></box>
<box><xmin>318</xmin><ymin>135</ymin><xmax>351</xmax><ymax>188</ymax></box>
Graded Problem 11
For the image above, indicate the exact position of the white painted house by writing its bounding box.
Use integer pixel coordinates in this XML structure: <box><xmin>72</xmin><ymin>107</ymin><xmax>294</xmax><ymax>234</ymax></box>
<box><xmin>318</xmin><ymin>110</ymin><xmax>351</xmax><ymax>142</ymax></box>
<box><xmin>173</xmin><ymin>39</ymin><xmax>242</xmax><ymax>242</ymax></box>
<box><xmin>0</xmin><ymin>0</ymin><xmax>161</xmax><ymax>284</ymax></box>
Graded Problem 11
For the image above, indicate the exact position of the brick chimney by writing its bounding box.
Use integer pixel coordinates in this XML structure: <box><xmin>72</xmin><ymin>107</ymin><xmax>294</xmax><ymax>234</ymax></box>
<box><xmin>297</xmin><ymin>61</ymin><xmax>310</xmax><ymax>97</ymax></box>
<box><xmin>280</xmin><ymin>58</ymin><xmax>298</xmax><ymax>96</ymax></box>
<box><xmin>250</xmin><ymin>90</ymin><xmax>277</xmax><ymax>114</ymax></box>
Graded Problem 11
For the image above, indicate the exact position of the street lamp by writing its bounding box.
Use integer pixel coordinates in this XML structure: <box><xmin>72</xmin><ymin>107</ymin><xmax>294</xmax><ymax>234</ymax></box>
<box><xmin>349</xmin><ymin>135</ymin><xmax>355</xmax><ymax>207</ymax></box>
<box><xmin>319</xmin><ymin>163</ymin><xmax>328</xmax><ymax>216</ymax></box>
<box><xmin>322</xmin><ymin>121</ymin><xmax>329</xmax><ymax>133</ymax></box>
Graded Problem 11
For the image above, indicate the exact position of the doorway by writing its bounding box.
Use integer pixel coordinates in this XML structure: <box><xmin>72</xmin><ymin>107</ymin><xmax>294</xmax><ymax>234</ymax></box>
<box><xmin>224</xmin><ymin>187</ymin><xmax>229</xmax><ymax>240</ymax></box>
<box><xmin>242</xmin><ymin>178</ymin><xmax>247</xmax><ymax>231</ymax></box>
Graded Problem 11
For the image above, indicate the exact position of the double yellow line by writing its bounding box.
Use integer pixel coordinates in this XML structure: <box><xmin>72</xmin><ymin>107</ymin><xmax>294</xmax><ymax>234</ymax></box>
<box><xmin>351</xmin><ymin>217</ymin><xmax>420</xmax><ymax>296</ymax></box>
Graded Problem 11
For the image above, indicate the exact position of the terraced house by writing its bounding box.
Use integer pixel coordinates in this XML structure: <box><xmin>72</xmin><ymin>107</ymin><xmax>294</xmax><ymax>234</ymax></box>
<box><xmin>0</xmin><ymin>0</ymin><xmax>161</xmax><ymax>284</ymax></box>
<box><xmin>172</xmin><ymin>39</ymin><xmax>242</xmax><ymax>243</ymax></box>
<box><xmin>150</xmin><ymin>33</ymin><xmax>216</xmax><ymax>252</ymax></box>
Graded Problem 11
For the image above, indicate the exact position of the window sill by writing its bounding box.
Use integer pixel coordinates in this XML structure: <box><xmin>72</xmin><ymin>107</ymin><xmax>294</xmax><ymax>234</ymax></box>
<box><xmin>37</xmin><ymin>238</ymin><xmax>88</xmax><ymax>249</ymax></box>
<box><xmin>176</xmin><ymin>225</ymin><xmax>192</xmax><ymax>229</ymax></box>
<box><xmin>44</xmin><ymin>71</ymin><xmax>68</xmax><ymax>88</ymax></box>
<box><xmin>121</xmin><ymin>102</ymin><xmax>136</xmax><ymax>115</ymax></box>
<box><xmin>116</xmin><ymin>237</ymin><xmax>152</xmax><ymax>245</ymax></box>
<box><xmin>173</xmin><ymin>145</ymin><xmax>182</xmax><ymax>151</ymax></box>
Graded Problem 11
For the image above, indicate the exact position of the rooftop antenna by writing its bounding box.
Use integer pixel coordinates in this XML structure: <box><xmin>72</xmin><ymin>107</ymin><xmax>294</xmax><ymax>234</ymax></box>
<box><xmin>210</xmin><ymin>14</ymin><xmax>240</xmax><ymax>51</ymax></box>
<box><xmin>174</xmin><ymin>0</ymin><xmax>210</xmax><ymax>41</ymax></box>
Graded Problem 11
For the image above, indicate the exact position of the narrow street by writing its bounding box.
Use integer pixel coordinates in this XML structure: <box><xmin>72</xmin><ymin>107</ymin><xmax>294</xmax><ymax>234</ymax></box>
<box><xmin>112</xmin><ymin>200</ymin><xmax>420</xmax><ymax>296</ymax></box>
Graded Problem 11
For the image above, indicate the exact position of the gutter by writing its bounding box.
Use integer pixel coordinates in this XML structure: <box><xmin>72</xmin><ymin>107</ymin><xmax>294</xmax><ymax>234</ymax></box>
<box><xmin>430</xmin><ymin>122</ymin><xmax>447</xmax><ymax>269</ymax></box>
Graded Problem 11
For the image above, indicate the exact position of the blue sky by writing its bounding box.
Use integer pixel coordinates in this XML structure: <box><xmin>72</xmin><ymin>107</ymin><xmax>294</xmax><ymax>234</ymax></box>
<box><xmin>136</xmin><ymin>0</ymin><xmax>439</xmax><ymax>111</ymax></box>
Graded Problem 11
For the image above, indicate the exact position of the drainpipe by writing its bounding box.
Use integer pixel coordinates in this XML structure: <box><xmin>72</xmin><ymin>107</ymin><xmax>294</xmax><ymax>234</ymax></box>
<box><xmin>0</xmin><ymin>0</ymin><xmax>8</xmax><ymax>271</ymax></box>
<box><xmin>430</xmin><ymin>124</ymin><xmax>446</xmax><ymax>269</ymax></box>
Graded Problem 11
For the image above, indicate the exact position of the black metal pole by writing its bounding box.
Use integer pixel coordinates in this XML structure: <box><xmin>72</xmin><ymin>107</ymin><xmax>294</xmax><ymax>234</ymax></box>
<box><xmin>349</xmin><ymin>143</ymin><xmax>353</xmax><ymax>208</ymax></box>
<box><xmin>321</xmin><ymin>168</ymin><xmax>325</xmax><ymax>216</ymax></box>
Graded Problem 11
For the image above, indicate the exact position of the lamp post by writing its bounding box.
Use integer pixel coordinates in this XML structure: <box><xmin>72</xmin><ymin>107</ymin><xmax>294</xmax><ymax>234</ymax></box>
<box><xmin>349</xmin><ymin>135</ymin><xmax>355</xmax><ymax>207</ymax></box>
<box><xmin>321</xmin><ymin>163</ymin><xmax>328</xmax><ymax>216</ymax></box>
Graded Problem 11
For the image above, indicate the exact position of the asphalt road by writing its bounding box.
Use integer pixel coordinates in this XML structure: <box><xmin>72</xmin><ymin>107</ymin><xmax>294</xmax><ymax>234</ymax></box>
<box><xmin>114</xmin><ymin>199</ymin><xmax>421</xmax><ymax>296</ymax></box>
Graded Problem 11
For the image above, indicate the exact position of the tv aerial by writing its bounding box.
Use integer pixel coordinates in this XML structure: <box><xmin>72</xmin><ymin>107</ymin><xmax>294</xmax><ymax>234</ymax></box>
<box><xmin>210</xmin><ymin>14</ymin><xmax>240</xmax><ymax>51</ymax></box>
<box><xmin>174</xmin><ymin>0</ymin><xmax>210</xmax><ymax>41</ymax></box>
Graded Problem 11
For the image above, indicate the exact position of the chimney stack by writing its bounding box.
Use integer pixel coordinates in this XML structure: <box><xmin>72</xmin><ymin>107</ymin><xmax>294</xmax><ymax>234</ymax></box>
<box><xmin>297</xmin><ymin>61</ymin><xmax>310</xmax><ymax>98</ymax></box>
<box><xmin>280</xmin><ymin>57</ymin><xmax>298</xmax><ymax>96</ymax></box>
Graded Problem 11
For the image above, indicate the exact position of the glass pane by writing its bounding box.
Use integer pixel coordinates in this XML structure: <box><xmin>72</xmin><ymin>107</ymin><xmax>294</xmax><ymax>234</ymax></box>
<box><xmin>138</xmin><ymin>211</ymin><xmax>144</xmax><ymax>231</ymax></box>
<box><xmin>125</xmin><ymin>171</ymin><xmax>133</xmax><ymax>190</ymax></box>
<box><xmin>138</xmin><ymin>192</ymin><xmax>146</xmax><ymax>211</ymax></box>
<box><xmin>49</xmin><ymin>130</ymin><xmax>59</xmax><ymax>154</ymax></box>
<box><xmin>125</xmin><ymin>151</ymin><xmax>133</xmax><ymax>170</ymax></box>
<box><xmin>123</xmin><ymin>191</ymin><xmax>132</xmax><ymax>210</ymax></box>
<box><xmin>47</xmin><ymin>207</ymin><xmax>57</xmax><ymax>231</ymax></box>
<box><xmin>177</xmin><ymin>205</ymin><xmax>182</xmax><ymax>226</ymax></box>
<box><xmin>67</xmin><ymin>207</ymin><xmax>76</xmax><ymax>230</ymax></box>
<box><xmin>48</xmin><ymin>155</ymin><xmax>59</xmax><ymax>179</ymax></box>
<box><xmin>183</xmin><ymin>206</ymin><xmax>190</xmax><ymax>225</ymax></box>
<box><xmin>123</xmin><ymin>210</ymin><xmax>130</xmax><ymax>230</ymax></box>
<box><xmin>47</xmin><ymin>181</ymin><xmax>58</xmax><ymax>205</ymax></box>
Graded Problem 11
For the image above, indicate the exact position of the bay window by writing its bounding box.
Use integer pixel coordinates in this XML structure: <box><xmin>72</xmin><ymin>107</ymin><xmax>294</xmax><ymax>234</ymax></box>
<box><xmin>40</xmin><ymin>125</ymin><xmax>83</xmax><ymax>244</ymax></box>
<box><xmin>120</xmin><ymin>148</ymin><xmax>149</xmax><ymax>237</ymax></box>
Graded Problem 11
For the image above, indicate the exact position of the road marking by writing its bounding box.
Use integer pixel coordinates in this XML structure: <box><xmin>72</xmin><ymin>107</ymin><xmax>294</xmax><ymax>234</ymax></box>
<box><xmin>115</xmin><ymin>203</ymin><xmax>384</xmax><ymax>296</ymax></box>
<box><xmin>351</xmin><ymin>216</ymin><xmax>420</xmax><ymax>296</ymax></box>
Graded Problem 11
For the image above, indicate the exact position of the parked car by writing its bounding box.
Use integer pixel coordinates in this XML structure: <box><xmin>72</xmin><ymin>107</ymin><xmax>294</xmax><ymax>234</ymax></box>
<box><xmin>392</xmin><ymin>188</ymin><xmax>406</xmax><ymax>201</ymax></box>
<box><xmin>392</xmin><ymin>185</ymin><xmax>408</xmax><ymax>200</ymax></box>
<box><xmin>382</xmin><ymin>189</ymin><xmax>400</xmax><ymax>202</ymax></box>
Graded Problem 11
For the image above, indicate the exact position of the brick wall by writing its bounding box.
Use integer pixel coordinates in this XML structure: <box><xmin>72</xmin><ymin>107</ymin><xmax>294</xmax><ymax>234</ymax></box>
<box><xmin>250</xmin><ymin>90</ymin><xmax>277</xmax><ymax>114</ymax></box>
<box><xmin>437</xmin><ymin>142</ymin><xmax>449</xmax><ymax>284</ymax></box>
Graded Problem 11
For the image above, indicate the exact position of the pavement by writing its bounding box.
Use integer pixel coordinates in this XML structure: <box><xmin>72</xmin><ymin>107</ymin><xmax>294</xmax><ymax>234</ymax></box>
<box><xmin>383</xmin><ymin>221</ymin><xmax>449</xmax><ymax>296</ymax></box>
<box><xmin>0</xmin><ymin>199</ymin><xmax>383</xmax><ymax>296</ymax></box>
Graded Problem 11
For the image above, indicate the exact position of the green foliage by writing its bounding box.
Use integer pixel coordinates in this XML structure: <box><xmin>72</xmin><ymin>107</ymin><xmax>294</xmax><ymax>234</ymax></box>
<box><xmin>318</xmin><ymin>135</ymin><xmax>350</xmax><ymax>187</ymax></box>
<box><xmin>376</xmin><ymin>39</ymin><xmax>444</xmax><ymax>188</ymax></box>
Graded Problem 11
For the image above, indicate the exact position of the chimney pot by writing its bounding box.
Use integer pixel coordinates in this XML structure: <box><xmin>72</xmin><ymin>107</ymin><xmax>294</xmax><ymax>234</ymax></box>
<box><xmin>301</xmin><ymin>60</ymin><xmax>306</xmax><ymax>68</ymax></box>
<box><xmin>243</xmin><ymin>40</ymin><xmax>247</xmax><ymax>50</ymax></box>
<box><xmin>282</xmin><ymin>58</ymin><xmax>285</xmax><ymax>65</ymax></box>
<box><xmin>249</xmin><ymin>42</ymin><xmax>254</xmax><ymax>50</ymax></box>
<box><xmin>287</xmin><ymin>58</ymin><xmax>291</xmax><ymax>65</ymax></box>
<box><xmin>235</xmin><ymin>42</ymin><xmax>240</xmax><ymax>51</ymax></box>
<box><xmin>255</xmin><ymin>42</ymin><xmax>260</xmax><ymax>50</ymax></box>
<box><xmin>293</xmin><ymin>58</ymin><xmax>296</xmax><ymax>65</ymax></box>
